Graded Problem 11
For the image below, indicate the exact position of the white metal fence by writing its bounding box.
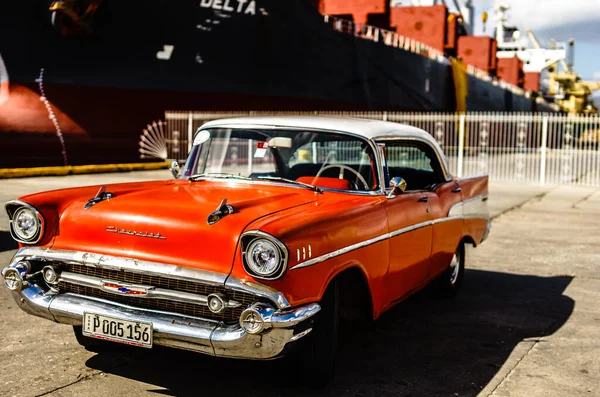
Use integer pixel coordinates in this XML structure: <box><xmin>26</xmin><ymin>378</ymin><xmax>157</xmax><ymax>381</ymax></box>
<box><xmin>155</xmin><ymin>111</ymin><xmax>600</xmax><ymax>187</ymax></box>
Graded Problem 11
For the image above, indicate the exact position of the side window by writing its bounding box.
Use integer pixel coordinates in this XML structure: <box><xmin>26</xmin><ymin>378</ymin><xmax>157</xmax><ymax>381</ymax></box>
<box><xmin>384</xmin><ymin>141</ymin><xmax>444</xmax><ymax>191</ymax></box>
<box><xmin>386</xmin><ymin>145</ymin><xmax>435</xmax><ymax>173</ymax></box>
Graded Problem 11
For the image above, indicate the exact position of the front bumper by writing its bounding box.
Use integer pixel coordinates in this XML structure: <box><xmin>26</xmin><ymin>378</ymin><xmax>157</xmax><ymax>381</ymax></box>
<box><xmin>10</xmin><ymin>284</ymin><xmax>319</xmax><ymax>359</ymax></box>
<box><xmin>3</xmin><ymin>251</ymin><xmax>320</xmax><ymax>360</ymax></box>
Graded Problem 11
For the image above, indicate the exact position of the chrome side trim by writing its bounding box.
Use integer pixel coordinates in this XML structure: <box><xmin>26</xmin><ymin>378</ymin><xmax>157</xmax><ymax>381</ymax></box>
<box><xmin>432</xmin><ymin>215</ymin><xmax>463</xmax><ymax>224</ymax></box>
<box><xmin>290</xmin><ymin>233</ymin><xmax>390</xmax><ymax>270</ymax></box>
<box><xmin>291</xmin><ymin>219</ymin><xmax>433</xmax><ymax>270</ymax></box>
<box><xmin>7</xmin><ymin>248</ymin><xmax>291</xmax><ymax>310</ymax></box>
<box><xmin>389</xmin><ymin>220</ymin><xmax>432</xmax><ymax>237</ymax></box>
<box><xmin>291</xmin><ymin>207</ymin><xmax>488</xmax><ymax>271</ymax></box>
<box><xmin>4</xmin><ymin>200</ymin><xmax>45</xmax><ymax>245</ymax></box>
<box><xmin>59</xmin><ymin>272</ymin><xmax>241</xmax><ymax>309</ymax></box>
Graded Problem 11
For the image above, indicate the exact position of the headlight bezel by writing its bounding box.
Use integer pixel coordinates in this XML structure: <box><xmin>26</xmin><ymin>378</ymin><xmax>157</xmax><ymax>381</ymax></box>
<box><xmin>5</xmin><ymin>200</ymin><xmax>44</xmax><ymax>244</ymax></box>
<box><xmin>241</xmin><ymin>230</ymin><xmax>288</xmax><ymax>281</ymax></box>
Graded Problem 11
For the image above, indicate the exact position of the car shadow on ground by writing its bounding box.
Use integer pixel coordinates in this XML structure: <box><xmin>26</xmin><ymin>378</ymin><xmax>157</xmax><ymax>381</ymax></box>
<box><xmin>0</xmin><ymin>231</ymin><xmax>17</xmax><ymax>252</ymax></box>
<box><xmin>85</xmin><ymin>269</ymin><xmax>574</xmax><ymax>397</ymax></box>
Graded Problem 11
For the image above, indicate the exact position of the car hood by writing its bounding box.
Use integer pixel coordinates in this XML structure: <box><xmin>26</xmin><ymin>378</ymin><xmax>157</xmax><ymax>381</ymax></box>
<box><xmin>51</xmin><ymin>180</ymin><xmax>316</xmax><ymax>275</ymax></box>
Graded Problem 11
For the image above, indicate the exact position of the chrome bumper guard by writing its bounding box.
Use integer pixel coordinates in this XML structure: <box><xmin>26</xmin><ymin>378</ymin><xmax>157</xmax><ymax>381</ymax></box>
<box><xmin>3</xmin><ymin>250</ymin><xmax>320</xmax><ymax>360</ymax></box>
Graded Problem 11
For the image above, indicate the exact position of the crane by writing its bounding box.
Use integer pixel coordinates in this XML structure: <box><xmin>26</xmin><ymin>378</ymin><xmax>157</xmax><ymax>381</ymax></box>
<box><xmin>494</xmin><ymin>5</ymin><xmax>566</xmax><ymax>75</ymax></box>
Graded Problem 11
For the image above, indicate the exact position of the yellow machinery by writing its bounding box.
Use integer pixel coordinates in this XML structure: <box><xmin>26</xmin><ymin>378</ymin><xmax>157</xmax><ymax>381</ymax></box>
<box><xmin>548</xmin><ymin>70</ymin><xmax>600</xmax><ymax>114</ymax></box>
<box><xmin>534</xmin><ymin>37</ymin><xmax>600</xmax><ymax>114</ymax></box>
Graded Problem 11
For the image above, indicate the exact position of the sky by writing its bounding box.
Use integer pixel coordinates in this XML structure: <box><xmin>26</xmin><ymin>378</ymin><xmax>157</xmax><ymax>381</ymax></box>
<box><xmin>464</xmin><ymin>0</ymin><xmax>600</xmax><ymax>98</ymax></box>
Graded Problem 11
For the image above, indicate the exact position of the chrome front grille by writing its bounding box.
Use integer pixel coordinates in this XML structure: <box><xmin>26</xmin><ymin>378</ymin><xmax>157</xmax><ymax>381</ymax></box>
<box><xmin>55</xmin><ymin>262</ymin><xmax>257</xmax><ymax>322</ymax></box>
<box><xmin>60</xmin><ymin>263</ymin><xmax>219</xmax><ymax>295</ymax></box>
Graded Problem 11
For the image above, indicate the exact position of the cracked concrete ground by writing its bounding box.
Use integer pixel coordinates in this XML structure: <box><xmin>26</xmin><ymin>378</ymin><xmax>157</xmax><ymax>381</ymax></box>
<box><xmin>0</xmin><ymin>173</ymin><xmax>598</xmax><ymax>396</ymax></box>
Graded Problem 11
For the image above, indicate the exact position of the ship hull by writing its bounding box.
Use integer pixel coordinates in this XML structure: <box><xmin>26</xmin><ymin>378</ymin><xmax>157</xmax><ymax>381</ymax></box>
<box><xmin>0</xmin><ymin>0</ymin><xmax>550</xmax><ymax>167</ymax></box>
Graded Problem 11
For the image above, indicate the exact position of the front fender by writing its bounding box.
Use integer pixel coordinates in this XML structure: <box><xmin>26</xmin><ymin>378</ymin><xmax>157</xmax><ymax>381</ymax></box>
<box><xmin>228</xmin><ymin>193</ymin><xmax>390</xmax><ymax>316</ymax></box>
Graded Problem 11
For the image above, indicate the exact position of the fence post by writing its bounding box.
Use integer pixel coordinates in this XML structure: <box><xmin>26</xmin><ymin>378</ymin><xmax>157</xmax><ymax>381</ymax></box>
<box><xmin>247</xmin><ymin>139</ymin><xmax>253</xmax><ymax>174</ymax></box>
<box><xmin>187</xmin><ymin>112</ymin><xmax>193</xmax><ymax>153</ymax></box>
<box><xmin>540</xmin><ymin>115</ymin><xmax>549</xmax><ymax>185</ymax></box>
<box><xmin>457</xmin><ymin>113</ymin><xmax>466</xmax><ymax>178</ymax></box>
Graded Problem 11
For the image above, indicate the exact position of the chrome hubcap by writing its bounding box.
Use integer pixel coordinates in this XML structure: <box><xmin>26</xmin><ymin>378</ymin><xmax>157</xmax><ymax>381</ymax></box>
<box><xmin>449</xmin><ymin>254</ymin><xmax>460</xmax><ymax>285</ymax></box>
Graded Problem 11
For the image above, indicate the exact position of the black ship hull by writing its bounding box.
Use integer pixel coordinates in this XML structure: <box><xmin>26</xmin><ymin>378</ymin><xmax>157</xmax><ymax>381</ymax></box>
<box><xmin>0</xmin><ymin>0</ymin><xmax>553</xmax><ymax>167</ymax></box>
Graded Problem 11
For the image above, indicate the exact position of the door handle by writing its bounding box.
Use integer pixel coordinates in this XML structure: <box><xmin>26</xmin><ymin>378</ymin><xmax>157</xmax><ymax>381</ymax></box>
<box><xmin>418</xmin><ymin>196</ymin><xmax>429</xmax><ymax>203</ymax></box>
<box><xmin>452</xmin><ymin>187</ymin><xmax>462</xmax><ymax>193</ymax></box>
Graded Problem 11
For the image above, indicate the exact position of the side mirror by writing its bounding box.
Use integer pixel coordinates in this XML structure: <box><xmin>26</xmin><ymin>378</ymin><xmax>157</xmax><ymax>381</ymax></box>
<box><xmin>170</xmin><ymin>161</ymin><xmax>181</xmax><ymax>178</ymax></box>
<box><xmin>387</xmin><ymin>176</ymin><xmax>407</xmax><ymax>199</ymax></box>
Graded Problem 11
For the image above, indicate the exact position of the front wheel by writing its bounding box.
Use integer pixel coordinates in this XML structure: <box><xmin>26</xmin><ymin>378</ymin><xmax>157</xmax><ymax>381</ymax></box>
<box><xmin>433</xmin><ymin>242</ymin><xmax>465</xmax><ymax>298</ymax></box>
<box><xmin>290</xmin><ymin>280</ymin><xmax>339</xmax><ymax>387</ymax></box>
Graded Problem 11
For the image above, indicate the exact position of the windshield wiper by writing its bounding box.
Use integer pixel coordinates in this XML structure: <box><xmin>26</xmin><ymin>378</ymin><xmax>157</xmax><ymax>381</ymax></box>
<box><xmin>189</xmin><ymin>173</ymin><xmax>252</xmax><ymax>182</ymax></box>
<box><xmin>257</xmin><ymin>176</ymin><xmax>323</xmax><ymax>194</ymax></box>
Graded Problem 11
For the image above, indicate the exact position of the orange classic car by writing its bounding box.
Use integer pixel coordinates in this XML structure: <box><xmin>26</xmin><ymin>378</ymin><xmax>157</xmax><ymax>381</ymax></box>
<box><xmin>3</xmin><ymin>116</ymin><xmax>490</xmax><ymax>384</ymax></box>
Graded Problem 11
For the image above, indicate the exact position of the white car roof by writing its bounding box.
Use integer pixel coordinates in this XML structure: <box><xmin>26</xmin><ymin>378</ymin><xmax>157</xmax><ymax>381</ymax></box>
<box><xmin>200</xmin><ymin>116</ymin><xmax>451</xmax><ymax>179</ymax></box>
<box><xmin>200</xmin><ymin>116</ymin><xmax>438</xmax><ymax>144</ymax></box>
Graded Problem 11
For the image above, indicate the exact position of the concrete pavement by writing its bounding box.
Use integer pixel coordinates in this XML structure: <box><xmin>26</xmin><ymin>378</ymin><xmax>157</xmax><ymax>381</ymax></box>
<box><xmin>472</xmin><ymin>185</ymin><xmax>600</xmax><ymax>396</ymax></box>
<box><xmin>0</xmin><ymin>173</ymin><xmax>598</xmax><ymax>396</ymax></box>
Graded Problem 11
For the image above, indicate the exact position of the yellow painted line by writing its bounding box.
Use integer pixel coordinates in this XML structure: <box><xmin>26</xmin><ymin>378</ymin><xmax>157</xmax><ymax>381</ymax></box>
<box><xmin>0</xmin><ymin>162</ymin><xmax>171</xmax><ymax>179</ymax></box>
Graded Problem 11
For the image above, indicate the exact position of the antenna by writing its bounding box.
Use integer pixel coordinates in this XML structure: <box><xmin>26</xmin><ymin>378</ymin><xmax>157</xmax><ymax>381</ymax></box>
<box><xmin>567</xmin><ymin>39</ymin><xmax>575</xmax><ymax>73</ymax></box>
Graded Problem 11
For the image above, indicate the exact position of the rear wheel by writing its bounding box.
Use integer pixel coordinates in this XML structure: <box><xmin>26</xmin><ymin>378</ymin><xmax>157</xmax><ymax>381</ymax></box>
<box><xmin>291</xmin><ymin>279</ymin><xmax>339</xmax><ymax>387</ymax></box>
<box><xmin>433</xmin><ymin>242</ymin><xmax>465</xmax><ymax>298</ymax></box>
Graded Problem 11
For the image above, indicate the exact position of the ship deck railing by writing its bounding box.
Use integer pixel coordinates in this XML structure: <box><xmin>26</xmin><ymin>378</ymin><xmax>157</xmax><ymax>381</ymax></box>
<box><xmin>324</xmin><ymin>15</ymin><xmax>528</xmax><ymax>98</ymax></box>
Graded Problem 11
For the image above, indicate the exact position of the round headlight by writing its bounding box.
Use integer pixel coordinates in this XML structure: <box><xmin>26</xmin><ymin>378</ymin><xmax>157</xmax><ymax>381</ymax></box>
<box><xmin>12</xmin><ymin>207</ymin><xmax>41</xmax><ymax>242</ymax></box>
<box><xmin>245</xmin><ymin>238</ymin><xmax>282</xmax><ymax>278</ymax></box>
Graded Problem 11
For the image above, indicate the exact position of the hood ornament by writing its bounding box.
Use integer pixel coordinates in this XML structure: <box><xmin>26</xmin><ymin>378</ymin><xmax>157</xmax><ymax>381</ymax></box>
<box><xmin>84</xmin><ymin>186</ymin><xmax>114</xmax><ymax>210</ymax></box>
<box><xmin>207</xmin><ymin>198</ymin><xmax>234</xmax><ymax>225</ymax></box>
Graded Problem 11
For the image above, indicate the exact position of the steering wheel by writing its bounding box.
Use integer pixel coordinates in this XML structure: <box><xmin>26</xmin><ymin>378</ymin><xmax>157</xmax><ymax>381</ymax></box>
<box><xmin>315</xmin><ymin>164</ymin><xmax>370</xmax><ymax>190</ymax></box>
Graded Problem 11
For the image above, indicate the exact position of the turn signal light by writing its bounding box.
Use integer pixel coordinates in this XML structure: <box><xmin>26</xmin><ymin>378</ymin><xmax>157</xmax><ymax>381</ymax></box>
<box><xmin>42</xmin><ymin>266</ymin><xmax>59</xmax><ymax>285</ymax></box>
<box><xmin>240</xmin><ymin>307</ymin><xmax>265</xmax><ymax>334</ymax></box>
<box><xmin>207</xmin><ymin>293</ymin><xmax>226</xmax><ymax>314</ymax></box>
<box><xmin>3</xmin><ymin>268</ymin><xmax>23</xmax><ymax>291</ymax></box>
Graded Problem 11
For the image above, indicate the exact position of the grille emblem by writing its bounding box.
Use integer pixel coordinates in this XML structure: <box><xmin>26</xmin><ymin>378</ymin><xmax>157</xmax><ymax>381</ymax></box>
<box><xmin>101</xmin><ymin>281</ymin><xmax>154</xmax><ymax>296</ymax></box>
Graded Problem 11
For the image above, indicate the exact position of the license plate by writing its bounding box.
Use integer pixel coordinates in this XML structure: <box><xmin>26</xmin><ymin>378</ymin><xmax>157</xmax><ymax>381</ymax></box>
<box><xmin>82</xmin><ymin>312</ymin><xmax>153</xmax><ymax>348</ymax></box>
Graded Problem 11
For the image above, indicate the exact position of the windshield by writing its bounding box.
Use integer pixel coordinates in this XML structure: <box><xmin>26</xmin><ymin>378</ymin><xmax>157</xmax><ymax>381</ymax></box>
<box><xmin>181</xmin><ymin>128</ymin><xmax>379</xmax><ymax>192</ymax></box>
